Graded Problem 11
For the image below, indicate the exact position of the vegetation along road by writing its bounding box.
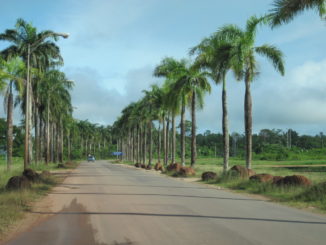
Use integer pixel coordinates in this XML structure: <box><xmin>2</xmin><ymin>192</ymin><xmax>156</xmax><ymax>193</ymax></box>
<box><xmin>3</xmin><ymin>160</ymin><xmax>326</xmax><ymax>245</ymax></box>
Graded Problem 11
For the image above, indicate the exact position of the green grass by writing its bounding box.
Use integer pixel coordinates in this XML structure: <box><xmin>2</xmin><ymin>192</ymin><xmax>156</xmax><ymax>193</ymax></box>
<box><xmin>119</xmin><ymin>157</ymin><xmax>326</xmax><ymax>212</ymax></box>
<box><xmin>0</xmin><ymin>158</ymin><xmax>79</xmax><ymax>237</ymax></box>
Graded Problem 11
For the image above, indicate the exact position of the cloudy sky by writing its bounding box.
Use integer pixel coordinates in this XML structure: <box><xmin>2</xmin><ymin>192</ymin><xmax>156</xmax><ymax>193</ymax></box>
<box><xmin>0</xmin><ymin>0</ymin><xmax>325</xmax><ymax>135</ymax></box>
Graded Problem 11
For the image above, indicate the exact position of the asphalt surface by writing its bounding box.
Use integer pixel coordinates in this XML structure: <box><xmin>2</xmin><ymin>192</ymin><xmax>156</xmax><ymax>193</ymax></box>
<box><xmin>5</xmin><ymin>160</ymin><xmax>326</xmax><ymax>245</ymax></box>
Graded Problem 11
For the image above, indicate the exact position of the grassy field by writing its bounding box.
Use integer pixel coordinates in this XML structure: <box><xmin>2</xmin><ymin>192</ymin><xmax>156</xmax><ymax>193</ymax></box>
<box><xmin>0</xmin><ymin>158</ymin><xmax>79</xmax><ymax>237</ymax></box>
<box><xmin>117</xmin><ymin>157</ymin><xmax>326</xmax><ymax>212</ymax></box>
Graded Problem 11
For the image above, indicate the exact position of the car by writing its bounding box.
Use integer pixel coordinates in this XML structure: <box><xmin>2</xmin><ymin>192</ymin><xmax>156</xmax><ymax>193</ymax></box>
<box><xmin>87</xmin><ymin>155</ymin><xmax>95</xmax><ymax>162</ymax></box>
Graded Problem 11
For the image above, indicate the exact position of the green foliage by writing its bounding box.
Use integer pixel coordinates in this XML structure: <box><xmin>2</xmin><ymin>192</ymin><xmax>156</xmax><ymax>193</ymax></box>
<box><xmin>0</xmin><ymin>118</ymin><xmax>24</xmax><ymax>157</ymax></box>
<box><xmin>255</xmin><ymin>144</ymin><xmax>289</xmax><ymax>160</ymax></box>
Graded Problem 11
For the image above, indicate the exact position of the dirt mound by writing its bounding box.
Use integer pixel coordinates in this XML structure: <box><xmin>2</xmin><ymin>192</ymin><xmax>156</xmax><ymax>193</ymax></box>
<box><xmin>167</xmin><ymin>163</ymin><xmax>182</xmax><ymax>172</ymax></box>
<box><xmin>154</xmin><ymin>162</ymin><xmax>163</xmax><ymax>171</ymax></box>
<box><xmin>249</xmin><ymin>173</ymin><xmax>274</xmax><ymax>183</ymax></box>
<box><xmin>177</xmin><ymin>167</ymin><xmax>196</xmax><ymax>177</ymax></box>
<box><xmin>146</xmin><ymin>164</ymin><xmax>152</xmax><ymax>170</ymax></box>
<box><xmin>22</xmin><ymin>168</ymin><xmax>40</xmax><ymax>182</ymax></box>
<box><xmin>275</xmin><ymin>175</ymin><xmax>312</xmax><ymax>187</ymax></box>
<box><xmin>230</xmin><ymin>165</ymin><xmax>255</xmax><ymax>178</ymax></box>
<box><xmin>6</xmin><ymin>176</ymin><xmax>31</xmax><ymax>190</ymax></box>
<box><xmin>272</xmin><ymin>176</ymin><xmax>283</xmax><ymax>184</ymax></box>
<box><xmin>248</xmin><ymin>169</ymin><xmax>256</xmax><ymax>177</ymax></box>
<box><xmin>201</xmin><ymin>171</ymin><xmax>217</xmax><ymax>181</ymax></box>
<box><xmin>40</xmin><ymin>170</ymin><xmax>51</xmax><ymax>179</ymax></box>
<box><xmin>134</xmin><ymin>163</ymin><xmax>141</xmax><ymax>168</ymax></box>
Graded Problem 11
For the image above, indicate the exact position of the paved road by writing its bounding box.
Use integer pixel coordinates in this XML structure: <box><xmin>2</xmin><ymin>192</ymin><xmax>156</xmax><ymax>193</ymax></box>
<box><xmin>5</xmin><ymin>161</ymin><xmax>326</xmax><ymax>245</ymax></box>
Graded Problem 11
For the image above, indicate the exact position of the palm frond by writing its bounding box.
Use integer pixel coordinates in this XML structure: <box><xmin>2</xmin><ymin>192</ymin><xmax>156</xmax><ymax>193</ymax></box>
<box><xmin>269</xmin><ymin>0</ymin><xmax>325</xmax><ymax>27</ymax></box>
<box><xmin>255</xmin><ymin>44</ymin><xmax>285</xmax><ymax>75</ymax></box>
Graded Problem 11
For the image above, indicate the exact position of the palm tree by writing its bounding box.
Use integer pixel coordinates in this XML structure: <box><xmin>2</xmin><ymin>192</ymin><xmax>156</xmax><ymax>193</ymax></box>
<box><xmin>39</xmin><ymin>70</ymin><xmax>73</xmax><ymax>164</ymax></box>
<box><xmin>0</xmin><ymin>57</ymin><xmax>24</xmax><ymax>170</ymax></box>
<box><xmin>142</xmin><ymin>85</ymin><xmax>162</xmax><ymax>167</ymax></box>
<box><xmin>214</xmin><ymin>16</ymin><xmax>285</xmax><ymax>169</ymax></box>
<box><xmin>269</xmin><ymin>0</ymin><xmax>325</xmax><ymax>27</ymax></box>
<box><xmin>154</xmin><ymin>57</ymin><xmax>187</xmax><ymax>166</ymax></box>
<box><xmin>191</xmin><ymin>37</ymin><xmax>237</xmax><ymax>172</ymax></box>
<box><xmin>0</xmin><ymin>18</ymin><xmax>67</xmax><ymax>169</ymax></box>
<box><xmin>169</xmin><ymin>64</ymin><xmax>211</xmax><ymax>167</ymax></box>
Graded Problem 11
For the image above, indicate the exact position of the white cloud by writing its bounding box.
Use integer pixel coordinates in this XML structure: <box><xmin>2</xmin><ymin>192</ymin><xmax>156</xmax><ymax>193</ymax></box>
<box><xmin>194</xmin><ymin>59</ymin><xmax>326</xmax><ymax>135</ymax></box>
<box><xmin>66</xmin><ymin>65</ymin><xmax>158</xmax><ymax>125</ymax></box>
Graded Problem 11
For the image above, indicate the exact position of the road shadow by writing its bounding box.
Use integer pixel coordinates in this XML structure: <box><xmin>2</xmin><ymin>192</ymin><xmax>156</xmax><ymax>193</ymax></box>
<box><xmin>61</xmin><ymin>183</ymin><xmax>212</xmax><ymax>190</ymax></box>
<box><xmin>50</xmin><ymin>192</ymin><xmax>263</xmax><ymax>202</ymax></box>
<box><xmin>7</xmin><ymin>199</ymin><xmax>109</xmax><ymax>245</ymax></box>
<box><xmin>30</xmin><ymin>210</ymin><xmax>326</xmax><ymax>225</ymax></box>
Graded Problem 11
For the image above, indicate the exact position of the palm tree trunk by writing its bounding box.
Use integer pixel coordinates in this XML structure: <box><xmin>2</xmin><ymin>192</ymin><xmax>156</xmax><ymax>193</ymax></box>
<box><xmin>172</xmin><ymin>115</ymin><xmax>176</xmax><ymax>164</ymax></box>
<box><xmin>67</xmin><ymin>130</ymin><xmax>71</xmax><ymax>160</ymax></box>
<box><xmin>180</xmin><ymin>101</ymin><xmax>186</xmax><ymax>166</ymax></box>
<box><xmin>46</xmin><ymin>101</ymin><xmax>50</xmax><ymax>165</ymax></box>
<box><xmin>52</xmin><ymin>123</ymin><xmax>56</xmax><ymax>163</ymax></box>
<box><xmin>137</xmin><ymin>124</ymin><xmax>140</xmax><ymax>163</ymax></box>
<box><xmin>163</xmin><ymin>116</ymin><xmax>167</xmax><ymax>166</ymax></box>
<box><xmin>28</xmin><ymin>84</ymin><xmax>33</xmax><ymax>165</ymax></box>
<box><xmin>245</xmin><ymin>72</ymin><xmax>252</xmax><ymax>169</ymax></box>
<box><xmin>55</xmin><ymin>124</ymin><xmax>60</xmax><ymax>163</ymax></box>
<box><xmin>158</xmin><ymin>121</ymin><xmax>161</xmax><ymax>163</ymax></box>
<box><xmin>191</xmin><ymin>91</ymin><xmax>197</xmax><ymax>167</ymax></box>
<box><xmin>6</xmin><ymin>82</ymin><xmax>13</xmax><ymax>171</ymax></box>
<box><xmin>34</xmin><ymin>109</ymin><xmax>39</xmax><ymax>165</ymax></box>
<box><xmin>132</xmin><ymin>127</ymin><xmax>136</xmax><ymax>163</ymax></box>
<box><xmin>222</xmin><ymin>78</ymin><xmax>229</xmax><ymax>173</ymax></box>
<box><xmin>143</xmin><ymin>124</ymin><xmax>147</xmax><ymax>164</ymax></box>
<box><xmin>60</xmin><ymin>121</ymin><xmax>64</xmax><ymax>163</ymax></box>
<box><xmin>148</xmin><ymin>121</ymin><xmax>152</xmax><ymax>166</ymax></box>
<box><xmin>166</xmin><ymin>115</ymin><xmax>170</xmax><ymax>165</ymax></box>
<box><xmin>24</xmin><ymin>44</ymin><xmax>31</xmax><ymax>170</ymax></box>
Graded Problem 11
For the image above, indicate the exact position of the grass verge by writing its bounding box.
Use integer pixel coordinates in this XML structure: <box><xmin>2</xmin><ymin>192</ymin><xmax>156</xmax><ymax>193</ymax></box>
<box><xmin>0</xmin><ymin>158</ymin><xmax>79</xmax><ymax>237</ymax></box>
<box><xmin>118</xmin><ymin>157</ymin><xmax>326</xmax><ymax>212</ymax></box>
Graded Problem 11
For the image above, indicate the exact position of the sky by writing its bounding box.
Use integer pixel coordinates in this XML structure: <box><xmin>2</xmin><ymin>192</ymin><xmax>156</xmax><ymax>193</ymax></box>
<box><xmin>0</xmin><ymin>0</ymin><xmax>325</xmax><ymax>135</ymax></box>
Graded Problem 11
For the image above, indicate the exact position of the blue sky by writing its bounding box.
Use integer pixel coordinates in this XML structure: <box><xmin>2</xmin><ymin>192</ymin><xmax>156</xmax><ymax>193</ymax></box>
<box><xmin>0</xmin><ymin>0</ymin><xmax>325</xmax><ymax>135</ymax></box>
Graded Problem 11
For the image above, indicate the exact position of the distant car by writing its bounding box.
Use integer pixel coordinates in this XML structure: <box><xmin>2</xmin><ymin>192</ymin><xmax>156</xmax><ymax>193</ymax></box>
<box><xmin>87</xmin><ymin>155</ymin><xmax>95</xmax><ymax>162</ymax></box>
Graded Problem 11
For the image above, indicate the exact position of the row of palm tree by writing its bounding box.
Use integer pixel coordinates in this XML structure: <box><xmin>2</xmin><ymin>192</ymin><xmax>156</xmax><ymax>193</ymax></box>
<box><xmin>1</xmin><ymin>1</ymin><xmax>322</xmax><ymax>170</ymax></box>
<box><xmin>0</xmin><ymin>19</ymin><xmax>74</xmax><ymax>170</ymax></box>
<box><xmin>113</xmin><ymin>0</ymin><xmax>324</xmax><ymax>170</ymax></box>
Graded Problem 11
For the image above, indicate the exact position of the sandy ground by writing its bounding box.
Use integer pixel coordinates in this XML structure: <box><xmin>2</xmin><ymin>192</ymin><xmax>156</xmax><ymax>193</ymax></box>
<box><xmin>2</xmin><ymin>160</ymin><xmax>326</xmax><ymax>245</ymax></box>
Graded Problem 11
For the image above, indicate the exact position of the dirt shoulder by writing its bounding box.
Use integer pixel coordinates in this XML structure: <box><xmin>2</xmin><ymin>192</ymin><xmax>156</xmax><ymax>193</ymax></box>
<box><xmin>0</xmin><ymin>168</ymin><xmax>77</xmax><ymax>245</ymax></box>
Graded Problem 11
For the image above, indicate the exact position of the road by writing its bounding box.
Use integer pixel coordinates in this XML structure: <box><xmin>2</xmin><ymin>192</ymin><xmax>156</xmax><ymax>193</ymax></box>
<box><xmin>4</xmin><ymin>160</ymin><xmax>326</xmax><ymax>245</ymax></box>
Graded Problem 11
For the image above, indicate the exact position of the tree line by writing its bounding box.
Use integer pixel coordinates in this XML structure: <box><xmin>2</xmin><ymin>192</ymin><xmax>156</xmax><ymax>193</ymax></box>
<box><xmin>0</xmin><ymin>1</ymin><xmax>324</xmax><ymax>171</ymax></box>
<box><xmin>0</xmin><ymin>19</ymin><xmax>115</xmax><ymax>170</ymax></box>
<box><xmin>112</xmin><ymin>0</ymin><xmax>325</xmax><ymax>171</ymax></box>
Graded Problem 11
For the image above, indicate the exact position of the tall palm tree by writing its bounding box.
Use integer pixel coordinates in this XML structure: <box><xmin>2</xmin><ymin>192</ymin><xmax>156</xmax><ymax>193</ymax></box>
<box><xmin>0</xmin><ymin>18</ymin><xmax>67</xmax><ymax>169</ymax></box>
<box><xmin>269</xmin><ymin>0</ymin><xmax>325</xmax><ymax>27</ymax></box>
<box><xmin>142</xmin><ymin>85</ymin><xmax>162</xmax><ymax>167</ymax></box>
<box><xmin>154</xmin><ymin>57</ymin><xmax>187</xmax><ymax>166</ymax></box>
<box><xmin>214</xmin><ymin>16</ymin><xmax>285</xmax><ymax>169</ymax></box>
<box><xmin>0</xmin><ymin>57</ymin><xmax>24</xmax><ymax>170</ymax></box>
<box><xmin>39</xmin><ymin>70</ymin><xmax>73</xmax><ymax>164</ymax></box>
<box><xmin>191</xmin><ymin>37</ymin><xmax>237</xmax><ymax>172</ymax></box>
<box><xmin>169</xmin><ymin>65</ymin><xmax>211</xmax><ymax>167</ymax></box>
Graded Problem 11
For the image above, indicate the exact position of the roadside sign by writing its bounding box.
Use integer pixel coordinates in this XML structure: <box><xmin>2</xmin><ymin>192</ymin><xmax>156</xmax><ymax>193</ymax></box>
<box><xmin>112</xmin><ymin>152</ymin><xmax>123</xmax><ymax>156</ymax></box>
